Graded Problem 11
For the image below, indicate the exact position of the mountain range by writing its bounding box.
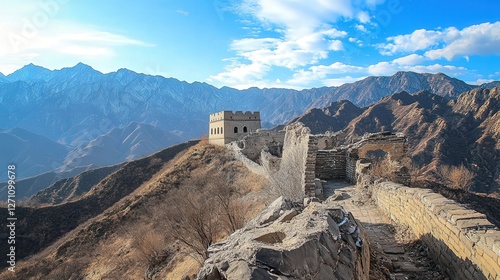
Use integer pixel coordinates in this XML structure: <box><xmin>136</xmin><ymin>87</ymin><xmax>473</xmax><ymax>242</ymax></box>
<box><xmin>292</xmin><ymin>87</ymin><xmax>500</xmax><ymax>193</ymax></box>
<box><xmin>1</xmin><ymin>63</ymin><xmax>498</xmax><ymax>183</ymax></box>
<box><xmin>0</xmin><ymin>122</ymin><xmax>183</xmax><ymax>187</ymax></box>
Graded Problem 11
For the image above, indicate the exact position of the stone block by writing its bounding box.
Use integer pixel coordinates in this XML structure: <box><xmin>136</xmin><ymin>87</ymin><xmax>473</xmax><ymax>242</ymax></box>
<box><xmin>456</xmin><ymin>219</ymin><xmax>495</xmax><ymax>231</ymax></box>
<box><xmin>421</xmin><ymin>193</ymin><xmax>445</xmax><ymax>206</ymax></box>
<box><xmin>428</xmin><ymin>198</ymin><xmax>455</xmax><ymax>212</ymax></box>
<box><xmin>450</xmin><ymin>212</ymin><xmax>488</xmax><ymax>225</ymax></box>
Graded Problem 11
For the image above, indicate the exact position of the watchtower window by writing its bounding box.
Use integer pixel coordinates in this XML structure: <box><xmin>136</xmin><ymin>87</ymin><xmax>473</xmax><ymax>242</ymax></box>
<box><xmin>217</xmin><ymin>127</ymin><xmax>219</xmax><ymax>134</ymax></box>
<box><xmin>211</xmin><ymin>128</ymin><xmax>213</xmax><ymax>135</ymax></box>
<box><xmin>234</xmin><ymin>127</ymin><xmax>238</xmax><ymax>133</ymax></box>
<box><xmin>221</xmin><ymin>127</ymin><xmax>223</xmax><ymax>134</ymax></box>
<box><xmin>243</xmin><ymin>126</ymin><xmax>248</xmax><ymax>133</ymax></box>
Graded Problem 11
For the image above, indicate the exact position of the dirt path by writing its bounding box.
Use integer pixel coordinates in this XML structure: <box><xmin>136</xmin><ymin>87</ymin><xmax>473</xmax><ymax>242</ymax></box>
<box><xmin>323</xmin><ymin>181</ymin><xmax>447</xmax><ymax>280</ymax></box>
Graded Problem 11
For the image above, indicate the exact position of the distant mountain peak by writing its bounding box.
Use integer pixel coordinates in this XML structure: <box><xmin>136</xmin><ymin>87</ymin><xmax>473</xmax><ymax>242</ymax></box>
<box><xmin>7</xmin><ymin>63</ymin><xmax>53</xmax><ymax>82</ymax></box>
<box><xmin>73</xmin><ymin>62</ymin><xmax>95</xmax><ymax>70</ymax></box>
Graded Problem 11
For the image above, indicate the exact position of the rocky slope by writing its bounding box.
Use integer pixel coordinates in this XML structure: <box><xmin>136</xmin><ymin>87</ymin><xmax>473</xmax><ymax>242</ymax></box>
<box><xmin>0</xmin><ymin>140</ymin><xmax>270</xmax><ymax>279</ymax></box>
<box><xmin>197</xmin><ymin>197</ymin><xmax>369</xmax><ymax>280</ymax></box>
<box><xmin>0</xmin><ymin>128</ymin><xmax>69</xmax><ymax>181</ymax></box>
<box><xmin>293</xmin><ymin>87</ymin><xmax>500</xmax><ymax>193</ymax></box>
<box><xmin>28</xmin><ymin>163</ymin><xmax>124</xmax><ymax>205</ymax></box>
<box><xmin>309</xmin><ymin>71</ymin><xmax>475</xmax><ymax>108</ymax></box>
<box><xmin>0</xmin><ymin>140</ymin><xmax>198</xmax><ymax>269</ymax></box>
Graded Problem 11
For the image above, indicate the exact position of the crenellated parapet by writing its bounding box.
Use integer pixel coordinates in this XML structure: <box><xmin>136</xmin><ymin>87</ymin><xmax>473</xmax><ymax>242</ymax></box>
<box><xmin>209</xmin><ymin>110</ymin><xmax>261</xmax><ymax>145</ymax></box>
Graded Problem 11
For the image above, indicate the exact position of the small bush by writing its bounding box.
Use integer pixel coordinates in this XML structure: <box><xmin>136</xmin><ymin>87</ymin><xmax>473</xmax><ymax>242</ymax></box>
<box><xmin>438</xmin><ymin>164</ymin><xmax>475</xmax><ymax>191</ymax></box>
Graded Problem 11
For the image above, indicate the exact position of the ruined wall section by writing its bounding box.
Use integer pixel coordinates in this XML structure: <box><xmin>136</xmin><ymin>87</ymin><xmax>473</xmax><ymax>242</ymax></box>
<box><xmin>315</xmin><ymin>149</ymin><xmax>347</xmax><ymax>180</ymax></box>
<box><xmin>236</xmin><ymin>130</ymin><xmax>285</xmax><ymax>162</ymax></box>
<box><xmin>373</xmin><ymin>182</ymin><xmax>500</xmax><ymax>280</ymax></box>
<box><xmin>280</xmin><ymin>123</ymin><xmax>311</xmax><ymax>198</ymax></box>
<box><xmin>354</xmin><ymin>132</ymin><xmax>407</xmax><ymax>160</ymax></box>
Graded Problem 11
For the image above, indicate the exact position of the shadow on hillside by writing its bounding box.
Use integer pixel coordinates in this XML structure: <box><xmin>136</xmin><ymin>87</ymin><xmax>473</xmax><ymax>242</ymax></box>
<box><xmin>0</xmin><ymin>140</ymin><xmax>199</xmax><ymax>269</ymax></box>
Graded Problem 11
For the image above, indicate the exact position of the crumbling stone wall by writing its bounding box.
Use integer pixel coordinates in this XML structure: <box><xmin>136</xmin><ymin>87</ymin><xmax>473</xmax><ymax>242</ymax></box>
<box><xmin>345</xmin><ymin>150</ymin><xmax>358</xmax><ymax>183</ymax></box>
<box><xmin>315</xmin><ymin>149</ymin><xmax>347</xmax><ymax>180</ymax></box>
<box><xmin>372</xmin><ymin>182</ymin><xmax>500</xmax><ymax>280</ymax></box>
<box><xmin>197</xmin><ymin>197</ymin><xmax>370</xmax><ymax>280</ymax></box>
<box><xmin>280</xmin><ymin>123</ymin><xmax>311</xmax><ymax>198</ymax></box>
<box><xmin>235</xmin><ymin>130</ymin><xmax>285</xmax><ymax>162</ymax></box>
<box><xmin>354</xmin><ymin>132</ymin><xmax>407</xmax><ymax>160</ymax></box>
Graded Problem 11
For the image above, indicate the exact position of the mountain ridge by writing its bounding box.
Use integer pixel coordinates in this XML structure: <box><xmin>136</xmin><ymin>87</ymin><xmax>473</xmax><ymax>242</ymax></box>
<box><xmin>293</xmin><ymin>87</ymin><xmax>500</xmax><ymax>193</ymax></box>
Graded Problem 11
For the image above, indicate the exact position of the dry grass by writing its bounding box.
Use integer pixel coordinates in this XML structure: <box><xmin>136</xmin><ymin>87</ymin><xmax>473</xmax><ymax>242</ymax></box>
<box><xmin>438</xmin><ymin>164</ymin><xmax>476</xmax><ymax>191</ymax></box>
<box><xmin>0</xmin><ymin>140</ymin><xmax>269</xmax><ymax>279</ymax></box>
<box><xmin>368</xmin><ymin>155</ymin><xmax>400</xmax><ymax>182</ymax></box>
<box><xmin>164</xmin><ymin>255</ymin><xmax>200</xmax><ymax>280</ymax></box>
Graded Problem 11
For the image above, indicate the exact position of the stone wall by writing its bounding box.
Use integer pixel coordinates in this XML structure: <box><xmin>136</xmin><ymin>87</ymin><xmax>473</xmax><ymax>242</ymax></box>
<box><xmin>279</xmin><ymin>123</ymin><xmax>312</xmax><ymax>198</ymax></box>
<box><xmin>372</xmin><ymin>182</ymin><xmax>500</xmax><ymax>280</ymax></box>
<box><xmin>345</xmin><ymin>151</ymin><xmax>358</xmax><ymax>183</ymax></box>
<box><xmin>197</xmin><ymin>197</ymin><xmax>370</xmax><ymax>280</ymax></box>
<box><xmin>315</xmin><ymin>149</ymin><xmax>347</xmax><ymax>180</ymax></box>
<box><xmin>209</xmin><ymin>111</ymin><xmax>261</xmax><ymax>145</ymax></box>
<box><xmin>354</xmin><ymin>132</ymin><xmax>407</xmax><ymax>160</ymax></box>
<box><xmin>235</xmin><ymin>130</ymin><xmax>285</xmax><ymax>162</ymax></box>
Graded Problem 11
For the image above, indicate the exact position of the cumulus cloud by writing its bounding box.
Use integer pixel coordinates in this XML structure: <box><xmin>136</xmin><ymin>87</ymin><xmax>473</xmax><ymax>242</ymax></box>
<box><xmin>0</xmin><ymin>1</ymin><xmax>153</xmax><ymax>74</ymax></box>
<box><xmin>355</xmin><ymin>24</ymin><xmax>368</xmax><ymax>33</ymax></box>
<box><xmin>211</xmin><ymin>0</ymin><xmax>383</xmax><ymax>87</ymax></box>
<box><xmin>378</xmin><ymin>29</ymin><xmax>443</xmax><ymax>55</ymax></box>
<box><xmin>378</xmin><ymin>22</ymin><xmax>500</xmax><ymax>60</ymax></box>
<box><xmin>284</xmin><ymin>59</ymin><xmax>469</xmax><ymax>89</ymax></box>
<box><xmin>425</xmin><ymin>22</ymin><xmax>500</xmax><ymax>60</ymax></box>
<box><xmin>392</xmin><ymin>54</ymin><xmax>426</xmax><ymax>65</ymax></box>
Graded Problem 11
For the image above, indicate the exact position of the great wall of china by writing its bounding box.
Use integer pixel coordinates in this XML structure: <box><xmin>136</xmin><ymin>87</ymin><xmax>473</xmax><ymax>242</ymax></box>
<box><xmin>200</xmin><ymin>112</ymin><xmax>499</xmax><ymax>280</ymax></box>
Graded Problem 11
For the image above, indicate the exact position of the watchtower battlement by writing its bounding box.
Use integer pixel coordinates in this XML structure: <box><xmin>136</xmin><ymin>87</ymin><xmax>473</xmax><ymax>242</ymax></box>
<box><xmin>209</xmin><ymin>110</ymin><xmax>261</xmax><ymax>145</ymax></box>
<box><xmin>209</xmin><ymin>111</ymin><xmax>260</xmax><ymax>122</ymax></box>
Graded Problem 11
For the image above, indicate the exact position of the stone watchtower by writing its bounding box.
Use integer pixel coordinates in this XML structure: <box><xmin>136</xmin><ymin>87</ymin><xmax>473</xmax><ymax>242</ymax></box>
<box><xmin>209</xmin><ymin>111</ymin><xmax>261</xmax><ymax>145</ymax></box>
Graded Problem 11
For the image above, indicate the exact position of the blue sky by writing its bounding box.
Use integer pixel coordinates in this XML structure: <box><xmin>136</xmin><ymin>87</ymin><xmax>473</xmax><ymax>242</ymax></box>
<box><xmin>0</xmin><ymin>0</ymin><xmax>499</xmax><ymax>89</ymax></box>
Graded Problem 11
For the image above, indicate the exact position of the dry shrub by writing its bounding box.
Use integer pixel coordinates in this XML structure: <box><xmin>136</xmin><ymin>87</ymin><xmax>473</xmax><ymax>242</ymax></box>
<box><xmin>400</xmin><ymin>157</ymin><xmax>426</xmax><ymax>186</ymax></box>
<box><xmin>163</xmin><ymin>172</ymin><xmax>248</xmax><ymax>262</ymax></box>
<box><xmin>369</xmin><ymin>155</ymin><xmax>400</xmax><ymax>182</ymax></box>
<box><xmin>438</xmin><ymin>164</ymin><xmax>475</xmax><ymax>191</ymax></box>
<box><xmin>130</xmin><ymin>227</ymin><xmax>171</xmax><ymax>271</ymax></box>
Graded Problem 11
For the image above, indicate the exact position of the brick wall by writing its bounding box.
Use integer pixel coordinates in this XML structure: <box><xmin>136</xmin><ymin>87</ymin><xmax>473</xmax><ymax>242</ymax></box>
<box><xmin>372</xmin><ymin>182</ymin><xmax>500</xmax><ymax>280</ymax></box>
<box><xmin>315</xmin><ymin>149</ymin><xmax>347</xmax><ymax>179</ymax></box>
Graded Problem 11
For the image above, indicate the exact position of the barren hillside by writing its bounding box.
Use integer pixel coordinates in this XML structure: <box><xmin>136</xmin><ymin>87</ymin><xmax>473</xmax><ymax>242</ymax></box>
<box><xmin>0</xmin><ymin>140</ymin><xmax>270</xmax><ymax>279</ymax></box>
<box><xmin>293</xmin><ymin>87</ymin><xmax>500</xmax><ymax>194</ymax></box>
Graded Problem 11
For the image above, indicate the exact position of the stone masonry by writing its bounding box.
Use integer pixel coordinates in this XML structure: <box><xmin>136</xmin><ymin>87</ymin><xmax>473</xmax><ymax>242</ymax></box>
<box><xmin>372</xmin><ymin>181</ymin><xmax>500</xmax><ymax>280</ymax></box>
<box><xmin>209</xmin><ymin>111</ymin><xmax>261</xmax><ymax>145</ymax></box>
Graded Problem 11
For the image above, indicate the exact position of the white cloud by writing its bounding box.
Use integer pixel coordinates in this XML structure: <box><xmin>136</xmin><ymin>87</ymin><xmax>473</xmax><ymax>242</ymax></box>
<box><xmin>367</xmin><ymin>61</ymin><xmax>467</xmax><ymax>76</ymax></box>
<box><xmin>392</xmin><ymin>54</ymin><xmax>425</xmax><ymax>65</ymax></box>
<box><xmin>240</xmin><ymin>0</ymin><xmax>354</xmax><ymax>38</ymax></box>
<box><xmin>0</xmin><ymin>1</ymin><xmax>153</xmax><ymax>74</ymax></box>
<box><xmin>329</xmin><ymin>40</ymin><xmax>344</xmax><ymax>51</ymax></box>
<box><xmin>378</xmin><ymin>29</ymin><xmax>443</xmax><ymax>55</ymax></box>
<box><xmin>378</xmin><ymin>22</ymin><xmax>500</xmax><ymax>60</ymax></box>
<box><xmin>425</xmin><ymin>22</ymin><xmax>500</xmax><ymax>60</ymax></box>
<box><xmin>357</xmin><ymin>11</ymin><xmax>371</xmax><ymax>23</ymax></box>
<box><xmin>175</xmin><ymin>9</ymin><xmax>190</xmax><ymax>16</ymax></box>
<box><xmin>355</xmin><ymin>24</ymin><xmax>368</xmax><ymax>33</ymax></box>
<box><xmin>208</xmin><ymin>60</ymin><xmax>271</xmax><ymax>89</ymax></box>
<box><xmin>214</xmin><ymin>0</ymin><xmax>384</xmax><ymax>88</ymax></box>
<box><xmin>324</xmin><ymin>76</ymin><xmax>367</xmax><ymax>86</ymax></box>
